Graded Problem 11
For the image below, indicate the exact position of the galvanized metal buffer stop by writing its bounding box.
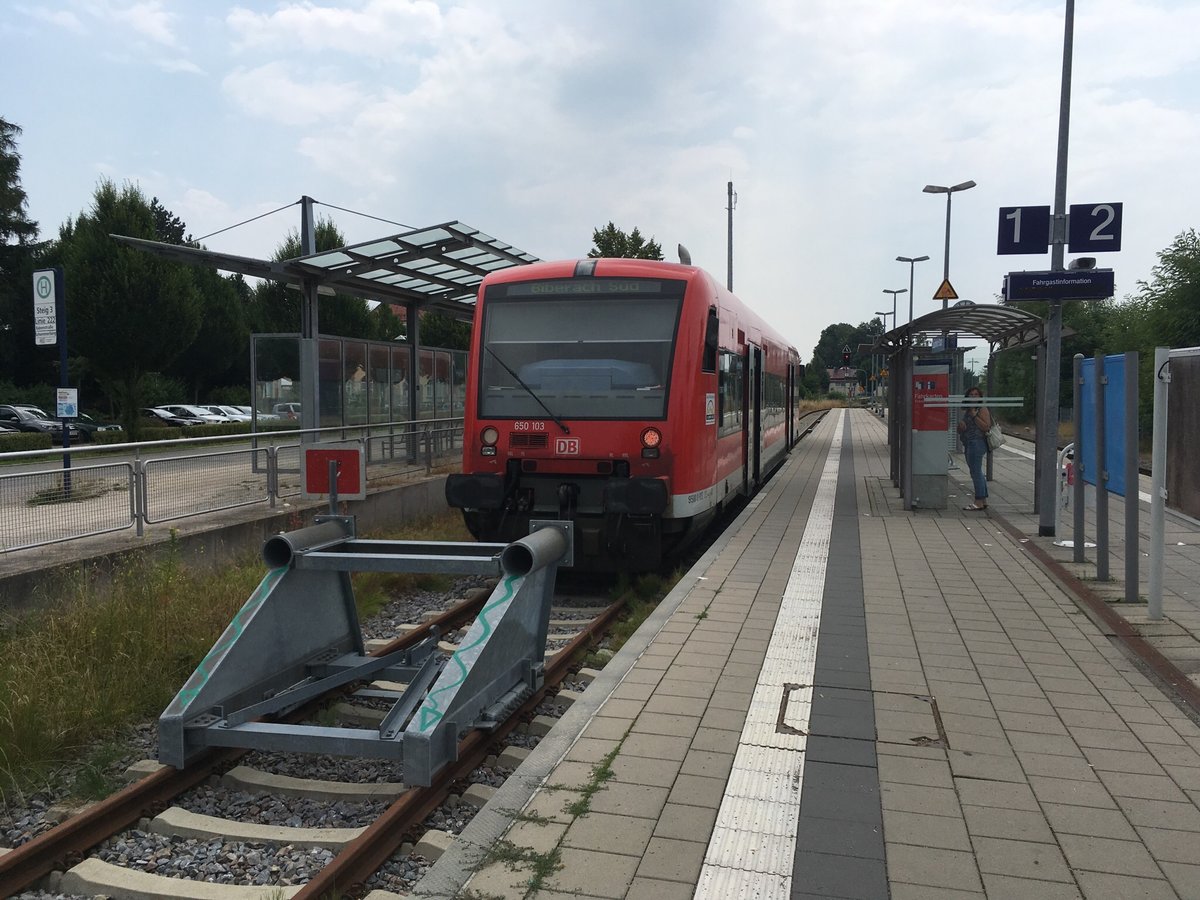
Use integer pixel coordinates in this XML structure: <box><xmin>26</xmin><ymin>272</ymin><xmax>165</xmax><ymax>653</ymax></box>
<box><xmin>159</xmin><ymin>517</ymin><xmax>572</xmax><ymax>786</ymax></box>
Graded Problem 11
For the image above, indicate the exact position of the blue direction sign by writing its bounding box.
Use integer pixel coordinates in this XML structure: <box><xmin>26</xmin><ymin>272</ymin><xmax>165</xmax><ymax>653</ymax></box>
<box><xmin>1068</xmin><ymin>202</ymin><xmax>1122</xmax><ymax>252</ymax></box>
<box><xmin>997</xmin><ymin>205</ymin><xmax>1051</xmax><ymax>255</ymax></box>
<box><xmin>1004</xmin><ymin>269</ymin><xmax>1115</xmax><ymax>302</ymax></box>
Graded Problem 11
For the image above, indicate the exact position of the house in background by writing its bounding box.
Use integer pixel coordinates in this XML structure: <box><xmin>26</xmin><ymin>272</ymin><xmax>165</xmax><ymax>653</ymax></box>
<box><xmin>826</xmin><ymin>366</ymin><xmax>861</xmax><ymax>397</ymax></box>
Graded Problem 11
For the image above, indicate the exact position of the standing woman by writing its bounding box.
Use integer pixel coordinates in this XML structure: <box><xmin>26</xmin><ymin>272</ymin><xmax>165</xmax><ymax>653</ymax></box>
<box><xmin>957</xmin><ymin>386</ymin><xmax>992</xmax><ymax>511</ymax></box>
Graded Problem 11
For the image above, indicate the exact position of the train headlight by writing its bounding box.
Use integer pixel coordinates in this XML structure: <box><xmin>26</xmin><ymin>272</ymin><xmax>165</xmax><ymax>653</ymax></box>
<box><xmin>480</xmin><ymin>426</ymin><xmax>499</xmax><ymax>456</ymax></box>
<box><xmin>641</xmin><ymin>427</ymin><xmax>662</xmax><ymax>458</ymax></box>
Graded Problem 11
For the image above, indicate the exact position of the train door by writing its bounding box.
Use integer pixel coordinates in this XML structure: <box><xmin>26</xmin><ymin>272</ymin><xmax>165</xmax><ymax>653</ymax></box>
<box><xmin>786</xmin><ymin>363</ymin><xmax>796</xmax><ymax>449</ymax></box>
<box><xmin>746</xmin><ymin>344</ymin><xmax>763</xmax><ymax>488</ymax></box>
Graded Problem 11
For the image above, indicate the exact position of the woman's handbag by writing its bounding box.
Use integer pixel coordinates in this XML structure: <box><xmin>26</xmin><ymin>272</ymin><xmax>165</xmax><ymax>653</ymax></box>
<box><xmin>986</xmin><ymin>422</ymin><xmax>1005</xmax><ymax>451</ymax></box>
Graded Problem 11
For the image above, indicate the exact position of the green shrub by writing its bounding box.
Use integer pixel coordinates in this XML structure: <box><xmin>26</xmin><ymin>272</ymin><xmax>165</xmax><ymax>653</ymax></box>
<box><xmin>0</xmin><ymin>432</ymin><xmax>52</xmax><ymax>453</ymax></box>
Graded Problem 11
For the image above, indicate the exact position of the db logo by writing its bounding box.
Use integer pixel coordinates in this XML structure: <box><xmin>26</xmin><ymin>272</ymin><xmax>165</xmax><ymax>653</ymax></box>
<box><xmin>555</xmin><ymin>437</ymin><xmax>581</xmax><ymax>456</ymax></box>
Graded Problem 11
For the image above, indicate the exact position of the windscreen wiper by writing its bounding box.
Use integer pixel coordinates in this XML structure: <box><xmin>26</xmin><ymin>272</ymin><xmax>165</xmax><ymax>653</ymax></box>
<box><xmin>485</xmin><ymin>346</ymin><xmax>570</xmax><ymax>434</ymax></box>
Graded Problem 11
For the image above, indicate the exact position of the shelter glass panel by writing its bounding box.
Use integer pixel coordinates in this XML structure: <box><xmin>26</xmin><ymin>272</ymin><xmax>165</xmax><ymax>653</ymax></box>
<box><xmin>319</xmin><ymin>339</ymin><xmax>343</xmax><ymax>427</ymax></box>
<box><xmin>452</xmin><ymin>351</ymin><xmax>468</xmax><ymax>416</ymax></box>
<box><xmin>391</xmin><ymin>346</ymin><xmax>412</xmax><ymax>421</ymax></box>
<box><xmin>252</xmin><ymin>335</ymin><xmax>301</xmax><ymax>425</ymax></box>
<box><xmin>368</xmin><ymin>344</ymin><xmax>390</xmax><ymax>422</ymax></box>
<box><xmin>418</xmin><ymin>348</ymin><xmax>436</xmax><ymax>420</ymax></box>
<box><xmin>344</xmin><ymin>341</ymin><xmax>368</xmax><ymax>426</ymax></box>
<box><xmin>434</xmin><ymin>351</ymin><xmax>452</xmax><ymax>418</ymax></box>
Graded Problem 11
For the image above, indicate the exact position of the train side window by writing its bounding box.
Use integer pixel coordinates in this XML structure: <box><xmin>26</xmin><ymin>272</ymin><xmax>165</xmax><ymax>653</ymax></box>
<box><xmin>702</xmin><ymin>308</ymin><xmax>719</xmax><ymax>373</ymax></box>
<box><xmin>718</xmin><ymin>351</ymin><xmax>743</xmax><ymax>436</ymax></box>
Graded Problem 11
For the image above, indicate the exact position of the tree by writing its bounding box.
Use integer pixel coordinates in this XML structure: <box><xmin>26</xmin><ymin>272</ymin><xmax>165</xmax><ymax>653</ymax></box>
<box><xmin>170</xmin><ymin>267</ymin><xmax>250</xmax><ymax>401</ymax></box>
<box><xmin>59</xmin><ymin>179</ymin><xmax>201</xmax><ymax>432</ymax></box>
<box><xmin>811</xmin><ymin>320</ymin><xmax>879</xmax><ymax>390</ymax></box>
<box><xmin>419</xmin><ymin>310</ymin><xmax>470</xmax><ymax>349</ymax></box>
<box><xmin>0</xmin><ymin>118</ymin><xmax>41</xmax><ymax>387</ymax></box>
<box><xmin>245</xmin><ymin>217</ymin><xmax>374</xmax><ymax>338</ymax></box>
<box><xmin>1137</xmin><ymin>229</ymin><xmax>1200</xmax><ymax>350</ymax></box>
<box><xmin>150</xmin><ymin>196</ymin><xmax>191</xmax><ymax>244</ymax></box>
<box><xmin>587</xmin><ymin>222</ymin><xmax>663</xmax><ymax>260</ymax></box>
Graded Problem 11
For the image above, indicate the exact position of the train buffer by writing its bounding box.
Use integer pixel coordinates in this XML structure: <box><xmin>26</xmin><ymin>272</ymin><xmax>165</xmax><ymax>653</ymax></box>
<box><xmin>158</xmin><ymin>516</ymin><xmax>573</xmax><ymax>787</ymax></box>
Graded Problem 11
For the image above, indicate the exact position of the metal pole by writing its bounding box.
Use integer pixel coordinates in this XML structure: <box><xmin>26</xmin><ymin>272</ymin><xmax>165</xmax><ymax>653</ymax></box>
<box><xmin>985</xmin><ymin>351</ymin><xmax>996</xmax><ymax>482</ymax></box>
<box><xmin>908</xmin><ymin>261</ymin><xmax>916</xmax><ymax>323</ymax></box>
<box><xmin>299</xmin><ymin>195</ymin><xmax>320</xmax><ymax>444</ymax></box>
<box><xmin>1148</xmin><ymin>347</ymin><xmax>1168</xmax><ymax>619</ymax></box>
<box><xmin>1034</xmin><ymin>344</ymin><xmax>1045</xmax><ymax>515</ymax></box>
<box><xmin>1072</xmin><ymin>354</ymin><xmax>1085</xmax><ymax>562</ymax></box>
<box><xmin>942</xmin><ymin>193</ymin><xmax>952</xmax><ymax>306</ymax></box>
<box><xmin>727</xmin><ymin>181</ymin><xmax>735</xmax><ymax>292</ymax></box>
<box><xmin>1124</xmin><ymin>352</ymin><xmax>1139</xmax><ymax>603</ymax></box>
<box><xmin>1094</xmin><ymin>350</ymin><xmax>1109</xmax><ymax>582</ymax></box>
<box><xmin>1039</xmin><ymin>0</ymin><xmax>1074</xmax><ymax>536</ymax></box>
<box><xmin>902</xmin><ymin>350</ymin><xmax>914</xmax><ymax>508</ymax></box>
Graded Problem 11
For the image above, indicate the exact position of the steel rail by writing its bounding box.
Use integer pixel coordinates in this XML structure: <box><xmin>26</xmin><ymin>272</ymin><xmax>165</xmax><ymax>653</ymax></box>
<box><xmin>294</xmin><ymin>596</ymin><xmax>627</xmax><ymax>900</ymax></box>
<box><xmin>0</xmin><ymin>589</ymin><xmax>491</xmax><ymax>897</ymax></box>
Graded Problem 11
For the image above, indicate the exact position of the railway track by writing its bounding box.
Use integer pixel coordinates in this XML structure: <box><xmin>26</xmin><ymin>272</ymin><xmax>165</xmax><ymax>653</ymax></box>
<box><xmin>1</xmin><ymin>579</ymin><xmax>622</xmax><ymax>899</ymax></box>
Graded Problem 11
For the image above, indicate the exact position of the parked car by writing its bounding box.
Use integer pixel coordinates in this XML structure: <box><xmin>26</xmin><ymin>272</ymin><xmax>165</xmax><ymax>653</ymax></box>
<box><xmin>237</xmin><ymin>405</ymin><xmax>280</xmax><ymax>422</ymax></box>
<box><xmin>142</xmin><ymin>407</ymin><xmax>202</xmax><ymax>427</ymax></box>
<box><xmin>0</xmin><ymin>404</ymin><xmax>81</xmax><ymax>439</ymax></box>
<box><xmin>156</xmin><ymin>404</ymin><xmax>230</xmax><ymax>424</ymax></box>
<box><xmin>74</xmin><ymin>412</ymin><xmax>124</xmax><ymax>441</ymax></box>
<box><xmin>272</xmin><ymin>402</ymin><xmax>301</xmax><ymax>420</ymax></box>
<box><xmin>203</xmin><ymin>405</ymin><xmax>251</xmax><ymax>423</ymax></box>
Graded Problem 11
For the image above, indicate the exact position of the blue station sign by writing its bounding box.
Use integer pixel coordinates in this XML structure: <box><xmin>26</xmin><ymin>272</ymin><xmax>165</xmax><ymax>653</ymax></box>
<box><xmin>1003</xmin><ymin>269</ymin><xmax>1115</xmax><ymax>302</ymax></box>
<box><xmin>996</xmin><ymin>201</ymin><xmax>1123</xmax><ymax>255</ymax></box>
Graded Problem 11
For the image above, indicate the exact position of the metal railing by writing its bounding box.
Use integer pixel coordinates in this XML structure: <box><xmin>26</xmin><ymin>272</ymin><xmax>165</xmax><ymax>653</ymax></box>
<box><xmin>0</xmin><ymin>417</ymin><xmax>462</xmax><ymax>554</ymax></box>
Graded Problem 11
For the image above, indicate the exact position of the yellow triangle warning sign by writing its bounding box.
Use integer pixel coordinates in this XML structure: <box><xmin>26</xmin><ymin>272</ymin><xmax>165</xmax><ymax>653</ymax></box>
<box><xmin>933</xmin><ymin>279</ymin><xmax>958</xmax><ymax>301</ymax></box>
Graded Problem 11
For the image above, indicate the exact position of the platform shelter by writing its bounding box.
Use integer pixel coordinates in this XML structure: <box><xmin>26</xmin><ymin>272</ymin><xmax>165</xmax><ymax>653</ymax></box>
<box><xmin>872</xmin><ymin>303</ymin><xmax>1051</xmax><ymax>515</ymax></box>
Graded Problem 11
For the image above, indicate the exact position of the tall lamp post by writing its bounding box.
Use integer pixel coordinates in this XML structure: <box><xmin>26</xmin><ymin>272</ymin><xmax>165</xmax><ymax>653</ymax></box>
<box><xmin>874</xmin><ymin>310</ymin><xmax>892</xmax><ymax>410</ymax></box>
<box><xmin>883</xmin><ymin>288</ymin><xmax>906</xmax><ymax>327</ymax></box>
<box><xmin>922</xmin><ymin>181</ymin><xmax>976</xmax><ymax>309</ymax></box>
<box><xmin>896</xmin><ymin>255</ymin><xmax>930</xmax><ymax>324</ymax></box>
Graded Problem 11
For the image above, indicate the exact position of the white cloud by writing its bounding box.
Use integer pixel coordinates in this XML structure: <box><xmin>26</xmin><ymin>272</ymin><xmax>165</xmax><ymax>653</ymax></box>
<box><xmin>17</xmin><ymin>5</ymin><xmax>85</xmax><ymax>32</ymax></box>
<box><xmin>111</xmin><ymin>1</ymin><xmax>179</xmax><ymax>47</ymax></box>
<box><xmin>226</xmin><ymin>0</ymin><xmax>444</xmax><ymax>56</ymax></box>
<box><xmin>223</xmin><ymin>62</ymin><xmax>366</xmax><ymax>127</ymax></box>
<box><xmin>12</xmin><ymin>0</ymin><xmax>1200</xmax><ymax>363</ymax></box>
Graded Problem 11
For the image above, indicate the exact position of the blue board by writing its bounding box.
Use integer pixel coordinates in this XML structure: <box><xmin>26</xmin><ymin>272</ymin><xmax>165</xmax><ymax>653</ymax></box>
<box><xmin>1079</xmin><ymin>355</ymin><xmax>1129</xmax><ymax>497</ymax></box>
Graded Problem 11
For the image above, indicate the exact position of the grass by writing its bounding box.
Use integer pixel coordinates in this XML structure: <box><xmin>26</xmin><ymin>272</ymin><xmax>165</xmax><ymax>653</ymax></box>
<box><xmin>483</xmin><ymin>841</ymin><xmax>562</xmax><ymax>897</ymax></box>
<box><xmin>561</xmin><ymin>740</ymin><xmax>621</xmax><ymax>818</ymax></box>
<box><xmin>0</xmin><ymin>511</ymin><xmax>471</xmax><ymax>805</ymax></box>
<box><xmin>579</xmin><ymin>568</ymin><xmax>682</xmax><ymax>670</ymax></box>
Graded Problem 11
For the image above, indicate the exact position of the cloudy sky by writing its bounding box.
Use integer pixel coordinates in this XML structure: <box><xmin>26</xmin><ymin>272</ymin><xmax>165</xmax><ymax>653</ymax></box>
<box><xmin>6</xmin><ymin>0</ymin><xmax>1199</xmax><ymax>365</ymax></box>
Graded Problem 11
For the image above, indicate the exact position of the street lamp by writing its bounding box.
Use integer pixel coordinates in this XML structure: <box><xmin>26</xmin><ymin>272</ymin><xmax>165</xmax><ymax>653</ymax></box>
<box><xmin>896</xmin><ymin>255</ymin><xmax>930</xmax><ymax>324</ymax></box>
<box><xmin>873</xmin><ymin>310</ymin><xmax>893</xmax><ymax>410</ymax></box>
<box><xmin>922</xmin><ymin>181</ymin><xmax>976</xmax><ymax>308</ymax></box>
<box><xmin>882</xmin><ymin>288</ymin><xmax>907</xmax><ymax>327</ymax></box>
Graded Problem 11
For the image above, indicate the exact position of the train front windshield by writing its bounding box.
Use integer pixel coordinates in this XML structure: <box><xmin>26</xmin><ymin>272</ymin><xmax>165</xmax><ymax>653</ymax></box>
<box><xmin>479</xmin><ymin>277</ymin><xmax>685</xmax><ymax>420</ymax></box>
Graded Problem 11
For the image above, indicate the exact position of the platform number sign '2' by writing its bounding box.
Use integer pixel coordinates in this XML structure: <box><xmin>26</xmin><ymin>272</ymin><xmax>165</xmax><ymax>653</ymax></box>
<box><xmin>997</xmin><ymin>202</ymin><xmax>1122</xmax><ymax>255</ymax></box>
<box><xmin>1068</xmin><ymin>202</ymin><xmax>1122</xmax><ymax>253</ymax></box>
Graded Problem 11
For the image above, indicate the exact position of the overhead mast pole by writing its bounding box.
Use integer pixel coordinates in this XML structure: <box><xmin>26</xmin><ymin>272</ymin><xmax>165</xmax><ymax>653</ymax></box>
<box><xmin>727</xmin><ymin>181</ymin><xmax>736</xmax><ymax>291</ymax></box>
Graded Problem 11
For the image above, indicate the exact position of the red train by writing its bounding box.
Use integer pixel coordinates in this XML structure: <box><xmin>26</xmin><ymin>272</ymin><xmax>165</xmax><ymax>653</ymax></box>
<box><xmin>445</xmin><ymin>257</ymin><xmax>804</xmax><ymax>570</ymax></box>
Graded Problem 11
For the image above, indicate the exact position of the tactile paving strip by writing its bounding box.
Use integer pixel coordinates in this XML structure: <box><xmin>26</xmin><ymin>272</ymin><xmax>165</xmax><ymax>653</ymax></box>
<box><xmin>695</xmin><ymin>410</ymin><xmax>843</xmax><ymax>899</ymax></box>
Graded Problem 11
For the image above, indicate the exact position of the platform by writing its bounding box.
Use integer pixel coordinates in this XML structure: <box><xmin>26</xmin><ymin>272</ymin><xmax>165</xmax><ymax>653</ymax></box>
<box><xmin>421</xmin><ymin>408</ymin><xmax>1200</xmax><ymax>900</ymax></box>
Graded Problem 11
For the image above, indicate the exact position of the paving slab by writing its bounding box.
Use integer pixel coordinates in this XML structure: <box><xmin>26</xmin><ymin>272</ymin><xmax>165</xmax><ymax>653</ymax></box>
<box><xmin>418</xmin><ymin>410</ymin><xmax>1200</xmax><ymax>899</ymax></box>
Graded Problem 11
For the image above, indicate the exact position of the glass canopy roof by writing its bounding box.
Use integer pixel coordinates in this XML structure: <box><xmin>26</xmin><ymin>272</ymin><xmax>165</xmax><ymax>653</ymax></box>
<box><xmin>112</xmin><ymin>221</ymin><xmax>539</xmax><ymax>318</ymax></box>
<box><xmin>873</xmin><ymin>303</ymin><xmax>1052</xmax><ymax>354</ymax></box>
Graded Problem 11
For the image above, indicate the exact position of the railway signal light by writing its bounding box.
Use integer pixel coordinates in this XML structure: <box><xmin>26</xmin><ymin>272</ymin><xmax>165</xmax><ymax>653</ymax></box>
<box><xmin>841</xmin><ymin>346</ymin><xmax>852</xmax><ymax>365</ymax></box>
